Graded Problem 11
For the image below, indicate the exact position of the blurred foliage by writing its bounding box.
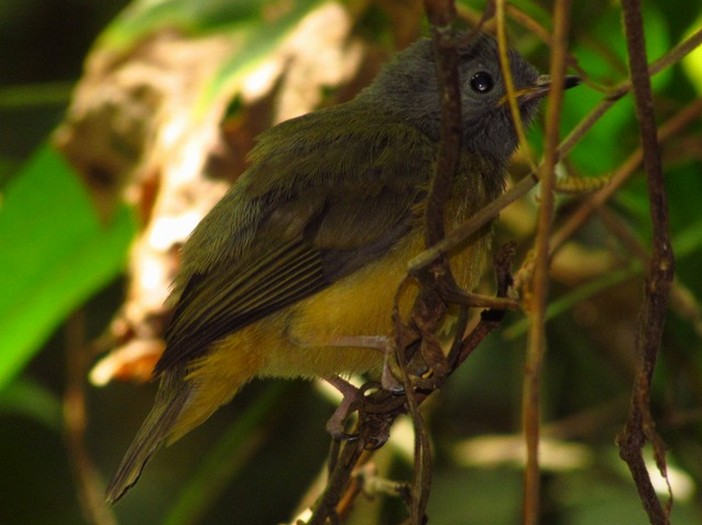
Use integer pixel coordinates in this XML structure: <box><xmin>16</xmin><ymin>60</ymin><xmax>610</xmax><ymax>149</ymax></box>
<box><xmin>0</xmin><ymin>145</ymin><xmax>134</xmax><ymax>390</ymax></box>
<box><xmin>1</xmin><ymin>0</ymin><xmax>701</xmax><ymax>524</ymax></box>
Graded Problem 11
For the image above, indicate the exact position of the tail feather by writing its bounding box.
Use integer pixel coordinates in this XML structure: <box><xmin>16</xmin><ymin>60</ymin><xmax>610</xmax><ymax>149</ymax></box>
<box><xmin>105</xmin><ymin>370</ymin><xmax>192</xmax><ymax>505</ymax></box>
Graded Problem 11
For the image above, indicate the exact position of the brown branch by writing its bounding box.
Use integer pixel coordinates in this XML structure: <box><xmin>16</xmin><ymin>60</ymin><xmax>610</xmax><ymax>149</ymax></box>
<box><xmin>616</xmin><ymin>0</ymin><xmax>675</xmax><ymax>523</ymax></box>
<box><xmin>422</xmin><ymin>0</ymin><xmax>461</xmax><ymax>249</ymax></box>
<box><xmin>521</xmin><ymin>1</ymin><xmax>572</xmax><ymax>523</ymax></box>
<box><xmin>495</xmin><ymin>0</ymin><xmax>537</xmax><ymax>172</ymax></box>
<box><xmin>409</xmin><ymin>174</ymin><xmax>537</xmax><ymax>272</ymax></box>
<box><xmin>395</xmin><ymin>308</ymin><xmax>432</xmax><ymax>525</ymax></box>
<box><xmin>64</xmin><ymin>310</ymin><xmax>118</xmax><ymax>525</ymax></box>
<box><xmin>412</xmin><ymin>2</ymin><xmax>464</xmax><ymax>521</ymax></box>
<box><xmin>307</xmin><ymin>438</ymin><xmax>366</xmax><ymax>525</ymax></box>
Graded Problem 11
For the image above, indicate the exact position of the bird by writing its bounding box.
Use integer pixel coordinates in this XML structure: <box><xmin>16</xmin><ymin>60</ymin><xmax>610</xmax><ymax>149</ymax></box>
<box><xmin>105</xmin><ymin>32</ymin><xmax>579</xmax><ymax>503</ymax></box>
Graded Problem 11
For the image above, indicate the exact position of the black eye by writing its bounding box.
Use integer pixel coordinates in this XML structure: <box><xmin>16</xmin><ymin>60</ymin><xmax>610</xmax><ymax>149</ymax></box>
<box><xmin>470</xmin><ymin>71</ymin><xmax>494</xmax><ymax>93</ymax></box>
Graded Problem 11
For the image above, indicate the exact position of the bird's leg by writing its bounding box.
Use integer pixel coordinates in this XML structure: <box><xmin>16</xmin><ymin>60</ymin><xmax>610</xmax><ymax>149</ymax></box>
<box><xmin>290</xmin><ymin>331</ymin><xmax>409</xmax><ymax>392</ymax></box>
<box><xmin>325</xmin><ymin>377</ymin><xmax>403</xmax><ymax>451</ymax></box>
<box><xmin>324</xmin><ymin>335</ymin><xmax>406</xmax><ymax>393</ymax></box>
<box><xmin>325</xmin><ymin>335</ymin><xmax>388</xmax><ymax>350</ymax></box>
<box><xmin>436</xmin><ymin>276</ymin><xmax>518</xmax><ymax>310</ymax></box>
<box><xmin>320</xmin><ymin>331</ymin><xmax>423</xmax><ymax>441</ymax></box>
<box><xmin>324</xmin><ymin>375</ymin><xmax>364</xmax><ymax>440</ymax></box>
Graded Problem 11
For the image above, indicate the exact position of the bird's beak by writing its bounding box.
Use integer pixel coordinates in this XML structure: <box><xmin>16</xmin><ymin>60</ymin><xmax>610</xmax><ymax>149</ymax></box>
<box><xmin>522</xmin><ymin>74</ymin><xmax>581</xmax><ymax>102</ymax></box>
<box><xmin>500</xmin><ymin>74</ymin><xmax>581</xmax><ymax>105</ymax></box>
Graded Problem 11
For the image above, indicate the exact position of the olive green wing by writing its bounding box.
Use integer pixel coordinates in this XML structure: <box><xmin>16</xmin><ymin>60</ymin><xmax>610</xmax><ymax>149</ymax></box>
<box><xmin>106</xmin><ymin>168</ymin><xmax>422</xmax><ymax>503</ymax></box>
<box><xmin>155</xmin><ymin>107</ymin><xmax>434</xmax><ymax>375</ymax></box>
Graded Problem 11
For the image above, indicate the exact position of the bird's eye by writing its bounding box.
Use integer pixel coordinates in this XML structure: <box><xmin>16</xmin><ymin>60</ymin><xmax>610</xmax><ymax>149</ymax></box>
<box><xmin>470</xmin><ymin>71</ymin><xmax>494</xmax><ymax>93</ymax></box>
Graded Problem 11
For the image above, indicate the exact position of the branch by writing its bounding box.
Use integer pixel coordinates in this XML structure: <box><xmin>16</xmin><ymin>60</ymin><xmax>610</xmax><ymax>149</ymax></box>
<box><xmin>558</xmin><ymin>26</ymin><xmax>702</xmax><ymax>159</ymax></box>
<box><xmin>616</xmin><ymin>0</ymin><xmax>675</xmax><ymax>523</ymax></box>
<box><xmin>422</xmin><ymin>0</ymin><xmax>461</xmax><ymax>249</ymax></box>
<box><xmin>550</xmin><ymin>98</ymin><xmax>702</xmax><ymax>255</ymax></box>
<box><xmin>521</xmin><ymin>1</ymin><xmax>572</xmax><ymax>523</ymax></box>
<box><xmin>496</xmin><ymin>0</ymin><xmax>536</xmax><ymax>172</ymax></box>
<box><xmin>64</xmin><ymin>311</ymin><xmax>118</xmax><ymax>525</ymax></box>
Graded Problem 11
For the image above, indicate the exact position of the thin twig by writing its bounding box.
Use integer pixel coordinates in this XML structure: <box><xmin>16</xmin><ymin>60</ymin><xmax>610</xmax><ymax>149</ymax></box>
<box><xmin>307</xmin><ymin>438</ymin><xmax>366</xmax><ymax>525</ymax></box>
<box><xmin>409</xmin><ymin>174</ymin><xmax>536</xmax><ymax>272</ymax></box>
<box><xmin>559</xmin><ymin>27</ymin><xmax>702</xmax><ymax>158</ymax></box>
<box><xmin>395</xmin><ymin>308</ymin><xmax>432</xmax><ymax>525</ymax></box>
<box><xmin>422</xmin><ymin>0</ymin><xmax>462</xmax><ymax>249</ymax></box>
<box><xmin>496</xmin><ymin>0</ymin><xmax>536</xmax><ymax>172</ymax></box>
<box><xmin>521</xmin><ymin>1</ymin><xmax>572</xmax><ymax>523</ymax></box>
<box><xmin>416</xmin><ymin>2</ymin><xmax>463</xmax><ymax>521</ymax></box>
<box><xmin>64</xmin><ymin>310</ymin><xmax>118</xmax><ymax>525</ymax></box>
<box><xmin>550</xmin><ymin>98</ymin><xmax>702</xmax><ymax>255</ymax></box>
<box><xmin>616</xmin><ymin>0</ymin><xmax>675</xmax><ymax>523</ymax></box>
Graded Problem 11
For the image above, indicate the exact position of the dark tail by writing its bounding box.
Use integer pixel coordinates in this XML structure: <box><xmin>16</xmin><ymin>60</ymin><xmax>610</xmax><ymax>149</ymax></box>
<box><xmin>105</xmin><ymin>370</ymin><xmax>192</xmax><ymax>505</ymax></box>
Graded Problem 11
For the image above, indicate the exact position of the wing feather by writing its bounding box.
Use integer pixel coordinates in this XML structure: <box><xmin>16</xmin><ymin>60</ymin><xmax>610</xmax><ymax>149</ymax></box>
<box><xmin>155</xmin><ymin>104</ymin><xmax>435</xmax><ymax>375</ymax></box>
<box><xmin>156</xmin><ymin>239</ymin><xmax>327</xmax><ymax>374</ymax></box>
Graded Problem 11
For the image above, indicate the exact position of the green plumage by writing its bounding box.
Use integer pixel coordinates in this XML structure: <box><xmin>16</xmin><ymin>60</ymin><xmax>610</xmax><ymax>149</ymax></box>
<box><xmin>105</xmin><ymin>32</ymin><xmax>569</xmax><ymax>505</ymax></box>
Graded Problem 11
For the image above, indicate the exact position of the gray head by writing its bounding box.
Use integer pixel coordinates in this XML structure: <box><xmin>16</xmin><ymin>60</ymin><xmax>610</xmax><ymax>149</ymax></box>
<box><xmin>360</xmin><ymin>33</ymin><xmax>573</xmax><ymax>163</ymax></box>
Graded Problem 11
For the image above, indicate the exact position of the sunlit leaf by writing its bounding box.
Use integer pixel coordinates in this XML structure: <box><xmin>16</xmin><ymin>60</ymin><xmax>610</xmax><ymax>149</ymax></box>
<box><xmin>0</xmin><ymin>144</ymin><xmax>135</xmax><ymax>390</ymax></box>
<box><xmin>681</xmin><ymin>20</ymin><xmax>702</xmax><ymax>93</ymax></box>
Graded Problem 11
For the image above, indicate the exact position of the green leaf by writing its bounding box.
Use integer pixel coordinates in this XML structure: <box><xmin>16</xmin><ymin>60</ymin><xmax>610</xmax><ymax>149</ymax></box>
<box><xmin>564</xmin><ymin>3</ymin><xmax>671</xmax><ymax>175</ymax></box>
<box><xmin>99</xmin><ymin>0</ymin><xmax>321</xmax><ymax>52</ymax></box>
<box><xmin>98</xmin><ymin>0</ymin><xmax>264</xmax><ymax>48</ymax></box>
<box><xmin>0</xmin><ymin>143</ymin><xmax>136</xmax><ymax>390</ymax></box>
